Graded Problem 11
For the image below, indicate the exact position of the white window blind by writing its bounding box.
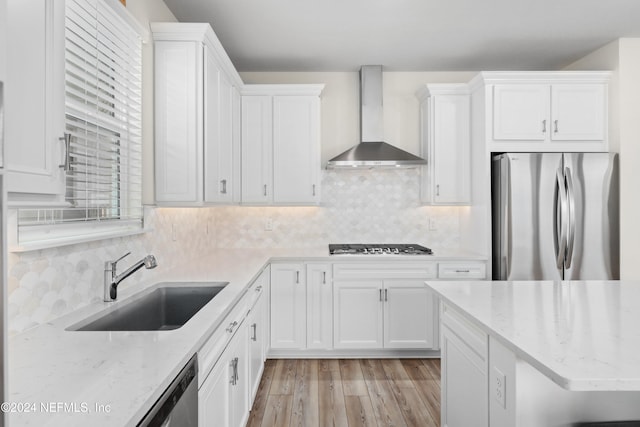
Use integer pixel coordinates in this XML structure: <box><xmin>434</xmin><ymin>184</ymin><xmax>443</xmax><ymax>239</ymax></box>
<box><xmin>18</xmin><ymin>0</ymin><xmax>143</xmax><ymax>242</ymax></box>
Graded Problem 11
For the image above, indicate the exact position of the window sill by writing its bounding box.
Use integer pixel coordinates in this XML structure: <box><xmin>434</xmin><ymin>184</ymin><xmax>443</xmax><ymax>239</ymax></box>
<box><xmin>9</xmin><ymin>226</ymin><xmax>151</xmax><ymax>253</ymax></box>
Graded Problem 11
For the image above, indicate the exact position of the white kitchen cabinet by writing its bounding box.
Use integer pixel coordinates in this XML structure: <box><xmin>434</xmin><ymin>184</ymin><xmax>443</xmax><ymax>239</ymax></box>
<box><xmin>384</xmin><ymin>280</ymin><xmax>434</xmax><ymax>349</ymax></box>
<box><xmin>152</xmin><ymin>23</ymin><xmax>242</xmax><ymax>206</ymax></box>
<box><xmin>416</xmin><ymin>84</ymin><xmax>471</xmax><ymax>205</ymax></box>
<box><xmin>4</xmin><ymin>0</ymin><xmax>66</xmax><ymax>201</ymax></box>
<box><xmin>270</xmin><ymin>263</ymin><xmax>306</xmax><ymax>349</ymax></box>
<box><xmin>333</xmin><ymin>279</ymin><xmax>433</xmax><ymax>350</ymax></box>
<box><xmin>306</xmin><ymin>263</ymin><xmax>333</xmax><ymax>350</ymax></box>
<box><xmin>333</xmin><ymin>280</ymin><xmax>384</xmax><ymax>349</ymax></box>
<box><xmin>441</xmin><ymin>303</ymin><xmax>489</xmax><ymax>427</ymax></box>
<box><xmin>469</xmin><ymin>72</ymin><xmax>609</xmax><ymax>153</ymax></box>
<box><xmin>247</xmin><ymin>268</ymin><xmax>268</xmax><ymax>406</ymax></box>
<box><xmin>493</xmin><ymin>83</ymin><xmax>605</xmax><ymax>143</ymax></box>
<box><xmin>241</xmin><ymin>85</ymin><xmax>323</xmax><ymax>206</ymax></box>
<box><xmin>199</xmin><ymin>310</ymin><xmax>249</xmax><ymax>427</ymax></box>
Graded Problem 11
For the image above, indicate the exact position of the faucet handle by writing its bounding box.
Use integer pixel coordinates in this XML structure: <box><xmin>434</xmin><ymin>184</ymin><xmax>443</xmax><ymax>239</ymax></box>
<box><xmin>113</xmin><ymin>251</ymin><xmax>132</xmax><ymax>265</ymax></box>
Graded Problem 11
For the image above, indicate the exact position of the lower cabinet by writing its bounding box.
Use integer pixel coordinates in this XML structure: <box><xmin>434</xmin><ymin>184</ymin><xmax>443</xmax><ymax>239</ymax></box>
<box><xmin>199</xmin><ymin>322</ymin><xmax>248</xmax><ymax>427</ymax></box>
<box><xmin>270</xmin><ymin>263</ymin><xmax>306</xmax><ymax>349</ymax></box>
<box><xmin>441</xmin><ymin>303</ymin><xmax>489</xmax><ymax>427</ymax></box>
<box><xmin>247</xmin><ymin>267</ymin><xmax>269</xmax><ymax>406</ymax></box>
<box><xmin>333</xmin><ymin>279</ymin><xmax>434</xmax><ymax>349</ymax></box>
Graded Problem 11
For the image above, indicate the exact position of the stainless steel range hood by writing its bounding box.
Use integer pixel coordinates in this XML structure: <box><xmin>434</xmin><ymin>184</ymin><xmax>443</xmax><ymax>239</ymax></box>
<box><xmin>326</xmin><ymin>65</ymin><xmax>427</xmax><ymax>169</ymax></box>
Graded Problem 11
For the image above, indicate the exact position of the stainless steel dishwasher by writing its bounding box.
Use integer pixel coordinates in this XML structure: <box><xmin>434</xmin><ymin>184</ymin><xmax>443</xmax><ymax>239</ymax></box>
<box><xmin>137</xmin><ymin>354</ymin><xmax>198</xmax><ymax>427</ymax></box>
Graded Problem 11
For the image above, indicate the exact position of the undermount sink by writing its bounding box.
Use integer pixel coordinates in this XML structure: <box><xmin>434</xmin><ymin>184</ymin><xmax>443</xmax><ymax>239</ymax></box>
<box><xmin>69</xmin><ymin>284</ymin><xmax>228</xmax><ymax>331</ymax></box>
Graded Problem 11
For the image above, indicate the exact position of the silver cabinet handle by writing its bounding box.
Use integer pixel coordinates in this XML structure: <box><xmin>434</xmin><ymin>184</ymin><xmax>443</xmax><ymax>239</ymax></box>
<box><xmin>542</xmin><ymin>119</ymin><xmax>547</xmax><ymax>133</ymax></box>
<box><xmin>554</xmin><ymin>120</ymin><xmax>559</xmax><ymax>133</ymax></box>
<box><xmin>436</xmin><ymin>184</ymin><xmax>440</xmax><ymax>196</ymax></box>
<box><xmin>226</xmin><ymin>321</ymin><xmax>238</xmax><ymax>333</ymax></box>
<box><xmin>384</xmin><ymin>289</ymin><xmax>388</xmax><ymax>302</ymax></box>
<box><xmin>296</xmin><ymin>271</ymin><xmax>300</xmax><ymax>284</ymax></box>
<box><xmin>379</xmin><ymin>289</ymin><xmax>383</xmax><ymax>302</ymax></box>
<box><xmin>230</xmin><ymin>357</ymin><xmax>239</xmax><ymax>385</ymax></box>
<box><xmin>255</xmin><ymin>285</ymin><xmax>262</xmax><ymax>292</ymax></box>
<box><xmin>234</xmin><ymin>357</ymin><xmax>239</xmax><ymax>383</ymax></box>
<box><xmin>59</xmin><ymin>133</ymin><xmax>71</xmax><ymax>171</ymax></box>
<box><xmin>312</xmin><ymin>184</ymin><xmax>316</xmax><ymax>196</ymax></box>
<box><xmin>263</xmin><ymin>184</ymin><xmax>267</xmax><ymax>196</ymax></box>
<box><xmin>251</xmin><ymin>323</ymin><xmax>257</xmax><ymax>341</ymax></box>
<box><xmin>322</xmin><ymin>271</ymin><xmax>326</xmax><ymax>284</ymax></box>
<box><xmin>455</xmin><ymin>269</ymin><xmax>470</xmax><ymax>273</ymax></box>
<box><xmin>221</xmin><ymin>179</ymin><xmax>227</xmax><ymax>194</ymax></box>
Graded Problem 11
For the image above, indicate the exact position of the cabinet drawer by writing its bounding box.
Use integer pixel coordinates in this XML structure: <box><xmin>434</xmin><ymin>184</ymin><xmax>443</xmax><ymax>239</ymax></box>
<box><xmin>438</xmin><ymin>262</ymin><xmax>486</xmax><ymax>279</ymax></box>
<box><xmin>198</xmin><ymin>297</ymin><xmax>248</xmax><ymax>388</ymax></box>
<box><xmin>333</xmin><ymin>262</ymin><xmax>436</xmax><ymax>280</ymax></box>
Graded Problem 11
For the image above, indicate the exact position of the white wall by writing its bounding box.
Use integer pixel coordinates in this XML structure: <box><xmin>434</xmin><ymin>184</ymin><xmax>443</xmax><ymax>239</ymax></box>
<box><xmin>565</xmin><ymin>38</ymin><xmax>640</xmax><ymax>280</ymax></box>
<box><xmin>125</xmin><ymin>0</ymin><xmax>178</xmax><ymax>205</ymax></box>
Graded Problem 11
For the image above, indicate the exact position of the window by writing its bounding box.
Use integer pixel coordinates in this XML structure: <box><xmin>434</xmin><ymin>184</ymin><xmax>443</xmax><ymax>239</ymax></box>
<box><xmin>17</xmin><ymin>0</ymin><xmax>144</xmax><ymax>246</ymax></box>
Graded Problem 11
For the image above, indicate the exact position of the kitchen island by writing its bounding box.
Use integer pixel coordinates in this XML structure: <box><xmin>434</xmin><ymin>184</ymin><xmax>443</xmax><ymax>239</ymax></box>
<box><xmin>426</xmin><ymin>280</ymin><xmax>640</xmax><ymax>427</ymax></box>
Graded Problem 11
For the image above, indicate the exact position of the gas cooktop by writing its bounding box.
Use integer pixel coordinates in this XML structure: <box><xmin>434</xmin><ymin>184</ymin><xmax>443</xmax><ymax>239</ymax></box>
<box><xmin>329</xmin><ymin>244</ymin><xmax>433</xmax><ymax>256</ymax></box>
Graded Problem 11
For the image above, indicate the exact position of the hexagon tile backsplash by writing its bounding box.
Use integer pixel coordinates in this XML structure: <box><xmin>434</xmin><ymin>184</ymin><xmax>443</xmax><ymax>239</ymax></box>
<box><xmin>7</xmin><ymin>169</ymin><xmax>461</xmax><ymax>333</ymax></box>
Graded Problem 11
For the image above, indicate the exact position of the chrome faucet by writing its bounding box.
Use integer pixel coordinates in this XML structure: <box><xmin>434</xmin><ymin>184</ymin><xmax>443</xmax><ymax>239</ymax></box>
<box><xmin>104</xmin><ymin>252</ymin><xmax>158</xmax><ymax>302</ymax></box>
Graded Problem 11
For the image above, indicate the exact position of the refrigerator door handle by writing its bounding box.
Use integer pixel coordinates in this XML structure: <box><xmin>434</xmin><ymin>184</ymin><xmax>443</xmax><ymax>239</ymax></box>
<box><xmin>565</xmin><ymin>167</ymin><xmax>576</xmax><ymax>268</ymax></box>
<box><xmin>555</xmin><ymin>168</ymin><xmax>568</xmax><ymax>270</ymax></box>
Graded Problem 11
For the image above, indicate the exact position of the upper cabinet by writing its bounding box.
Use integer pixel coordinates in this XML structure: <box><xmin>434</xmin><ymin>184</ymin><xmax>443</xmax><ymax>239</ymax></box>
<box><xmin>241</xmin><ymin>85</ymin><xmax>323</xmax><ymax>206</ymax></box>
<box><xmin>4</xmin><ymin>0</ymin><xmax>66</xmax><ymax>203</ymax></box>
<box><xmin>416</xmin><ymin>84</ymin><xmax>471</xmax><ymax>205</ymax></box>
<box><xmin>471</xmin><ymin>71</ymin><xmax>610</xmax><ymax>153</ymax></box>
<box><xmin>152</xmin><ymin>23</ymin><xmax>242</xmax><ymax>206</ymax></box>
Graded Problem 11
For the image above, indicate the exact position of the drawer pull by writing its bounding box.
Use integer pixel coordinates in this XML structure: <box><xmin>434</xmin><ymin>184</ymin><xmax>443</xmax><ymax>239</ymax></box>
<box><xmin>251</xmin><ymin>323</ymin><xmax>257</xmax><ymax>341</ymax></box>
<box><xmin>226</xmin><ymin>321</ymin><xmax>238</xmax><ymax>333</ymax></box>
<box><xmin>255</xmin><ymin>285</ymin><xmax>262</xmax><ymax>292</ymax></box>
<box><xmin>455</xmin><ymin>269</ymin><xmax>470</xmax><ymax>273</ymax></box>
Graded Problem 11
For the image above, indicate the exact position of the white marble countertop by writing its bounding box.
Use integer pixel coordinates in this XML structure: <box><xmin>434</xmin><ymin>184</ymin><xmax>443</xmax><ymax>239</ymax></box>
<box><xmin>8</xmin><ymin>246</ymin><xmax>485</xmax><ymax>426</ymax></box>
<box><xmin>426</xmin><ymin>279</ymin><xmax>640</xmax><ymax>391</ymax></box>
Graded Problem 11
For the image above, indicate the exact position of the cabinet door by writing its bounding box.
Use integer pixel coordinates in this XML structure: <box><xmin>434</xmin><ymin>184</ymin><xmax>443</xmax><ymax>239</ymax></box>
<box><xmin>5</xmin><ymin>0</ymin><xmax>65</xmax><ymax>197</ymax></box>
<box><xmin>441</xmin><ymin>305</ymin><xmax>489</xmax><ymax>427</ymax></box>
<box><xmin>270</xmin><ymin>263</ymin><xmax>306</xmax><ymax>349</ymax></box>
<box><xmin>551</xmin><ymin>84</ymin><xmax>605</xmax><ymax>141</ymax></box>
<box><xmin>306</xmin><ymin>264</ymin><xmax>332</xmax><ymax>350</ymax></box>
<box><xmin>383</xmin><ymin>280</ymin><xmax>434</xmax><ymax>349</ymax></box>
<box><xmin>154</xmin><ymin>40</ymin><xmax>203</xmax><ymax>203</ymax></box>
<box><xmin>199</xmin><ymin>345</ymin><xmax>232</xmax><ymax>427</ymax></box>
<box><xmin>333</xmin><ymin>280</ymin><xmax>383</xmax><ymax>349</ymax></box>
<box><xmin>431</xmin><ymin>93</ymin><xmax>470</xmax><ymax>204</ymax></box>
<box><xmin>247</xmin><ymin>286</ymin><xmax>265</xmax><ymax>406</ymax></box>
<box><xmin>229</xmin><ymin>326</ymin><xmax>249</xmax><ymax>427</ymax></box>
<box><xmin>204</xmin><ymin>56</ymin><xmax>237</xmax><ymax>203</ymax></box>
<box><xmin>492</xmin><ymin>84</ymin><xmax>549</xmax><ymax>141</ymax></box>
<box><xmin>272</xmin><ymin>96</ymin><xmax>320</xmax><ymax>204</ymax></box>
<box><xmin>241</xmin><ymin>96</ymin><xmax>273</xmax><ymax>204</ymax></box>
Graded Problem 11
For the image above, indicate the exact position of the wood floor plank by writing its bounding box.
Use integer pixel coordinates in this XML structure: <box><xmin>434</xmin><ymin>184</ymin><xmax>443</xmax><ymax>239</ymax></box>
<box><xmin>246</xmin><ymin>359</ymin><xmax>277</xmax><ymax>427</ymax></box>
<box><xmin>344</xmin><ymin>395</ymin><xmax>378</xmax><ymax>427</ymax></box>
<box><xmin>319</xmin><ymin>359</ymin><xmax>341</xmax><ymax>372</ymax></box>
<box><xmin>291</xmin><ymin>360</ymin><xmax>320</xmax><ymax>427</ymax></box>
<box><xmin>339</xmin><ymin>359</ymin><xmax>369</xmax><ymax>396</ymax></box>
<box><xmin>363</xmin><ymin>378</ymin><xmax>407</xmax><ymax>427</ymax></box>
<box><xmin>318</xmin><ymin>368</ymin><xmax>349</xmax><ymax>427</ymax></box>
<box><xmin>270</xmin><ymin>358</ymin><xmax>297</xmax><ymax>395</ymax></box>
<box><xmin>423</xmin><ymin>358</ymin><xmax>441</xmax><ymax>382</ymax></box>
<box><xmin>388</xmin><ymin>376</ymin><xmax>438</xmax><ymax>427</ymax></box>
<box><xmin>412</xmin><ymin>378</ymin><xmax>441</xmax><ymax>424</ymax></box>
<box><xmin>381</xmin><ymin>358</ymin><xmax>413</xmax><ymax>388</ymax></box>
<box><xmin>260</xmin><ymin>394</ymin><xmax>293</xmax><ymax>427</ymax></box>
<box><xmin>401</xmin><ymin>359</ymin><xmax>433</xmax><ymax>381</ymax></box>
<box><xmin>360</xmin><ymin>359</ymin><xmax>389</xmax><ymax>382</ymax></box>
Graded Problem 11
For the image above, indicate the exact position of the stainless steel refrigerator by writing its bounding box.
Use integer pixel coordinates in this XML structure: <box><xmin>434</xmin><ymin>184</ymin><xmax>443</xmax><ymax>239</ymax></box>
<box><xmin>492</xmin><ymin>152</ymin><xmax>619</xmax><ymax>280</ymax></box>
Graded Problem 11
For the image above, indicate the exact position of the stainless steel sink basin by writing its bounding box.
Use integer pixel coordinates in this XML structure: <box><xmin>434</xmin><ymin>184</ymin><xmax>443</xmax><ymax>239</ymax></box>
<box><xmin>69</xmin><ymin>284</ymin><xmax>228</xmax><ymax>331</ymax></box>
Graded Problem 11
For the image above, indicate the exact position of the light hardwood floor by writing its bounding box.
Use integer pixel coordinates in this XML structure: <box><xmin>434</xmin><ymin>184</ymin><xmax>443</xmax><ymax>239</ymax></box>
<box><xmin>247</xmin><ymin>359</ymin><xmax>441</xmax><ymax>427</ymax></box>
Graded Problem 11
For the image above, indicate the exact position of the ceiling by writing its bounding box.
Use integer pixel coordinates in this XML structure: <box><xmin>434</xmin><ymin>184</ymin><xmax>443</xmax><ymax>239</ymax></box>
<box><xmin>162</xmin><ymin>0</ymin><xmax>640</xmax><ymax>72</ymax></box>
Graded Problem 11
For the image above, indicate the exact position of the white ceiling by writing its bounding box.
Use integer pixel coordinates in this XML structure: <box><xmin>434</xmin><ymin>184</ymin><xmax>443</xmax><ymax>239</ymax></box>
<box><xmin>162</xmin><ymin>0</ymin><xmax>640</xmax><ymax>72</ymax></box>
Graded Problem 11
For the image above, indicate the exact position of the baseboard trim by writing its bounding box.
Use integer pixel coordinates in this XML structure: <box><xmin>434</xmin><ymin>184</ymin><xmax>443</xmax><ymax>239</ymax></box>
<box><xmin>267</xmin><ymin>349</ymin><xmax>441</xmax><ymax>359</ymax></box>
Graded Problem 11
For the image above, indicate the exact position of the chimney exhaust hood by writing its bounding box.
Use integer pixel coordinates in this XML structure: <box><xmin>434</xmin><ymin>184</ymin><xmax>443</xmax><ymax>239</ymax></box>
<box><xmin>326</xmin><ymin>65</ymin><xmax>427</xmax><ymax>169</ymax></box>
